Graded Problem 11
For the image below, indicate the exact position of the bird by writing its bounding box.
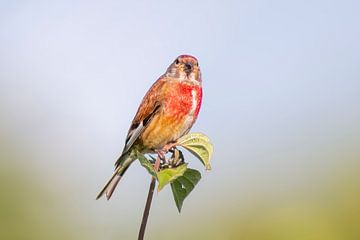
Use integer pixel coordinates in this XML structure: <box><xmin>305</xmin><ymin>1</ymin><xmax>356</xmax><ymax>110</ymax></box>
<box><xmin>96</xmin><ymin>55</ymin><xmax>203</xmax><ymax>200</ymax></box>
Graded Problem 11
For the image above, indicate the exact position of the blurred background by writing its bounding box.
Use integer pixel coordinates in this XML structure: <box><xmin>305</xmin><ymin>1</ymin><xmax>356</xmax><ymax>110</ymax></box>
<box><xmin>1</xmin><ymin>1</ymin><xmax>359</xmax><ymax>239</ymax></box>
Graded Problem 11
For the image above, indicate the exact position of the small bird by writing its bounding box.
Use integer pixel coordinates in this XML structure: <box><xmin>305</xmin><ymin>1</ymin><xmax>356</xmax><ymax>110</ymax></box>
<box><xmin>96</xmin><ymin>55</ymin><xmax>203</xmax><ymax>200</ymax></box>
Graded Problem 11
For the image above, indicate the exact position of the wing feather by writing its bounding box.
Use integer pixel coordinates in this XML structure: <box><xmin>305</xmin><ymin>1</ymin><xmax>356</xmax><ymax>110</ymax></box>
<box><xmin>122</xmin><ymin>104</ymin><xmax>160</xmax><ymax>153</ymax></box>
<box><xmin>119</xmin><ymin>77</ymin><xmax>167</xmax><ymax>155</ymax></box>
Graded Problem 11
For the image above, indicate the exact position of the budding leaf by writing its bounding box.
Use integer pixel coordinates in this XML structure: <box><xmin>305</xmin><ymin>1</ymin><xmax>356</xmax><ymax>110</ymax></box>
<box><xmin>171</xmin><ymin>168</ymin><xmax>201</xmax><ymax>212</ymax></box>
<box><xmin>177</xmin><ymin>133</ymin><xmax>213</xmax><ymax>170</ymax></box>
<box><xmin>157</xmin><ymin>164</ymin><xmax>188</xmax><ymax>191</ymax></box>
<box><xmin>137</xmin><ymin>152</ymin><xmax>157</xmax><ymax>179</ymax></box>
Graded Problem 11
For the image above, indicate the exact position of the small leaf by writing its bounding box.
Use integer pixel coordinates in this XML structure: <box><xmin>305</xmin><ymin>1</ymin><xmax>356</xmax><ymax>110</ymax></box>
<box><xmin>157</xmin><ymin>164</ymin><xmax>187</xmax><ymax>191</ymax></box>
<box><xmin>177</xmin><ymin>133</ymin><xmax>213</xmax><ymax>170</ymax></box>
<box><xmin>137</xmin><ymin>152</ymin><xmax>157</xmax><ymax>179</ymax></box>
<box><xmin>178</xmin><ymin>132</ymin><xmax>211</xmax><ymax>143</ymax></box>
<box><xmin>171</xmin><ymin>168</ymin><xmax>201</xmax><ymax>212</ymax></box>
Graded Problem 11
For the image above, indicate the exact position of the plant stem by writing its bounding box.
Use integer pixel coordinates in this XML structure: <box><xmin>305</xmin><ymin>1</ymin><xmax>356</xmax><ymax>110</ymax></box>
<box><xmin>138</xmin><ymin>155</ymin><xmax>161</xmax><ymax>240</ymax></box>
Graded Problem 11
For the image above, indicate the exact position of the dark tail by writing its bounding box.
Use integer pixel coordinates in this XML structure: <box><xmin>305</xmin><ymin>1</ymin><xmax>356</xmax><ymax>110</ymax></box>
<box><xmin>96</xmin><ymin>151</ymin><xmax>135</xmax><ymax>200</ymax></box>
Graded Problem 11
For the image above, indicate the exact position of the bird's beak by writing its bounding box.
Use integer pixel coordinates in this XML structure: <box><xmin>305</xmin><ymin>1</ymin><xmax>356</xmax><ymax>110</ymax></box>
<box><xmin>184</xmin><ymin>63</ymin><xmax>193</xmax><ymax>75</ymax></box>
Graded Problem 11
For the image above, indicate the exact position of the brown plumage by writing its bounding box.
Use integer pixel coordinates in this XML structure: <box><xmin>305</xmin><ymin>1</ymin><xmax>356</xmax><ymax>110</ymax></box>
<box><xmin>96</xmin><ymin>55</ymin><xmax>202</xmax><ymax>200</ymax></box>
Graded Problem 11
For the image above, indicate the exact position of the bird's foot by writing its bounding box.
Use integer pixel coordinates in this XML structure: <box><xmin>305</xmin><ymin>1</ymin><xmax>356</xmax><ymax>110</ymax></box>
<box><xmin>156</xmin><ymin>143</ymin><xmax>185</xmax><ymax>169</ymax></box>
<box><xmin>162</xmin><ymin>142</ymin><xmax>178</xmax><ymax>154</ymax></box>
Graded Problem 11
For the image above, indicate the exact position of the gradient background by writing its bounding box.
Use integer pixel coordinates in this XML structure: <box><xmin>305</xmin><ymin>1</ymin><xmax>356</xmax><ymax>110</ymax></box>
<box><xmin>1</xmin><ymin>1</ymin><xmax>360</xmax><ymax>239</ymax></box>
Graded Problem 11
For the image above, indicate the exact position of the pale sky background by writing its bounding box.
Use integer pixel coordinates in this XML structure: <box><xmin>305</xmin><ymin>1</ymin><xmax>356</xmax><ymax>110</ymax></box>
<box><xmin>1</xmin><ymin>1</ymin><xmax>360</xmax><ymax>239</ymax></box>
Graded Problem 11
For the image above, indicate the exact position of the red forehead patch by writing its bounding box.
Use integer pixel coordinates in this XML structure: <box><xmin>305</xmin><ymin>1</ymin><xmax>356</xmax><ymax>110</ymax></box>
<box><xmin>178</xmin><ymin>54</ymin><xmax>198</xmax><ymax>62</ymax></box>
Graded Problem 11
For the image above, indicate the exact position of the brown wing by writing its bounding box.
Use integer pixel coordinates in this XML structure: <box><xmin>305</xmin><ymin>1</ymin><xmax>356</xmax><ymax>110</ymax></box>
<box><xmin>122</xmin><ymin>77</ymin><xmax>167</xmax><ymax>154</ymax></box>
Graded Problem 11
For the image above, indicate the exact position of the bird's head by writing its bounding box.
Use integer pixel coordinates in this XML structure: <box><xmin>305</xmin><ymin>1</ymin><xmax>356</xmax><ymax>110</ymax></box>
<box><xmin>165</xmin><ymin>55</ymin><xmax>201</xmax><ymax>84</ymax></box>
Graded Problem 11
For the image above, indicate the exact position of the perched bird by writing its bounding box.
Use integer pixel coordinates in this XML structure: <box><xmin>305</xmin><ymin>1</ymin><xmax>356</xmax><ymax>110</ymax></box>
<box><xmin>96</xmin><ymin>55</ymin><xmax>203</xmax><ymax>200</ymax></box>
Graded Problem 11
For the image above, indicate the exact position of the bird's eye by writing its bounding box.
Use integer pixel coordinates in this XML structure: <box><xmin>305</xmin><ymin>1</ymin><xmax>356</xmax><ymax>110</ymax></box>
<box><xmin>175</xmin><ymin>59</ymin><xmax>180</xmax><ymax>65</ymax></box>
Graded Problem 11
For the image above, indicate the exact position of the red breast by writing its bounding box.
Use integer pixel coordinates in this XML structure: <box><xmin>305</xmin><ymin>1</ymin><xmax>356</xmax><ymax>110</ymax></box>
<box><xmin>130</xmin><ymin>54</ymin><xmax>202</xmax><ymax>151</ymax></box>
<box><xmin>140</xmin><ymin>80</ymin><xmax>202</xmax><ymax>150</ymax></box>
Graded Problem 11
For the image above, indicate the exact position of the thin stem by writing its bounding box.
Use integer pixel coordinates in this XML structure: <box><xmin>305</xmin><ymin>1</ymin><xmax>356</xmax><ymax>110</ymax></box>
<box><xmin>138</xmin><ymin>177</ymin><xmax>156</xmax><ymax>240</ymax></box>
<box><xmin>138</xmin><ymin>155</ymin><xmax>161</xmax><ymax>240</ymax></box>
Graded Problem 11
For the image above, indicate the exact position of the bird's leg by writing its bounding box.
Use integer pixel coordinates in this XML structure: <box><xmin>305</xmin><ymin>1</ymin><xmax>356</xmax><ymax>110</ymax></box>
<box><xmin>162</xmin><ymin>142</ymin><xmax>178</xmax><ymax>154</ymax></box>
<box><xmin>155</xmin><ymin>142</ymin><xmax>179</xmax><ymax>168</ymax></box>
<box><xmin>155</xmin><ymin>149</ymin><xmax>166</xmax><ymax>169</ymax></box>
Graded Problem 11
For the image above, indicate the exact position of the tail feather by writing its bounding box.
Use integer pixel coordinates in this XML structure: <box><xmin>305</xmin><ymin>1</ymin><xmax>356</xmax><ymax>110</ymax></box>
<box><xmin>96</xmin><ymin>151</ymin><xmax>135</xmax><ymax>200</ymax></box>
<box><xmin>96</xmin><ymin>170</ymin><xmax>122</xmax><ymax>200</ymax></box>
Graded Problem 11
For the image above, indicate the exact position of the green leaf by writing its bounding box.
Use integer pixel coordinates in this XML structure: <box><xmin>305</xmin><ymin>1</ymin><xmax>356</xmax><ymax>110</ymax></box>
<box><xmin>157</xmin><ymin>164</ymin><xmax>188</xmax><ymax>191</ymax></box>
<box><xmin>137</xmin><ymin>152</ymin><xmax>157</xmax><ymax>179</ymax></box>
<box><xmin>177</xmin><ymin>132</ymin><xmax>213</xmax><ymax>170</ymax></box>
<box><xmin>170</xmin><ymin>168</ymin><xmax>201</xmax><ymax>212</ymax></box>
